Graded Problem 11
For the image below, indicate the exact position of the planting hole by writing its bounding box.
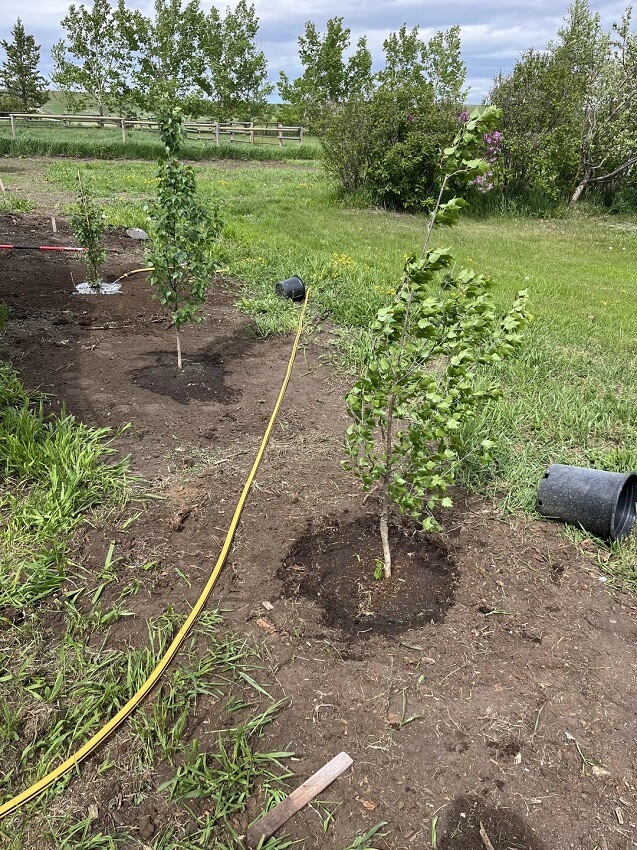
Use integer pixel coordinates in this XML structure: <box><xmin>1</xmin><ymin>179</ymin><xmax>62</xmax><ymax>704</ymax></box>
<box><xmin>437</xmin><ymin>796</ymin><xmax>547</xmax><ymax>849</ymax></box>
<box><xmin>129</xmin><ymin>351</ymin><xmax>242</xmax><ymax>405</ymax></box>
<box><xmin>279</xmin><ymin>515</ymin><xmax>456</xmax><ymax>639</ymax></box>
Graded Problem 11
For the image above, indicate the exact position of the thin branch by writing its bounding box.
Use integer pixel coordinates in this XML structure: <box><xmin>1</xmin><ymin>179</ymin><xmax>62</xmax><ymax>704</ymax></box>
<box><xmin>586</xmin><ymin>155</ymin><xmax>637</xmax><ymax>184</ymax></box>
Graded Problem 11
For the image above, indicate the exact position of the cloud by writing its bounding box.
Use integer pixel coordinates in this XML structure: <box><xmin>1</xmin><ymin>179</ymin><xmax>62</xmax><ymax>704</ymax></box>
<box><xmin>2</xmin><ymin>0</ymin><xmax>630</xmax><ymax>103</ymax></box>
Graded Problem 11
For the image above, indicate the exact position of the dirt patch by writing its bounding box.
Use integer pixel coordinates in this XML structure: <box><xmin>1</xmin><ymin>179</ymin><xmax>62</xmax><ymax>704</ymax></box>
<box><xmin>2</xmin><ymin>209</ymin><xmax>637</xmax><ymax>849</ymax></box>
<box><xmin>279</xmin><ymin>515</ymin><xmax>456</xmax><ymax>637</ymax></box>
<box><xmin>438</xmin><ymin>796</ymin><xmax>547</xmax><ymax>849</ymax></box>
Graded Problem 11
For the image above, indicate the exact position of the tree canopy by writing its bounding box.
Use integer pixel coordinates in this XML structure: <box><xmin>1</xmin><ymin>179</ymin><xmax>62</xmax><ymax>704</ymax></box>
<box><xmin>0</xmin><ymin>19</ymin><xmax>48</xmax><ymax>112</ymax></box>
<box><xmin>278</xmin><ymin>17</ymin><xmax>373</xmax><ymax>128</ymax></box>
<box><xmin>52</xmin><ymin>0</ymin><xmax>138</xmax><ymax>115</ymax></box>
<box><xmin>52</xmin><ymin>0</ymin><xmax>272</xmax><ymax>118</ymax></box>
<box><xmin>490</xmin><ymin>0</ymin><xmax>637</xmax><ymax>205</ymax></box>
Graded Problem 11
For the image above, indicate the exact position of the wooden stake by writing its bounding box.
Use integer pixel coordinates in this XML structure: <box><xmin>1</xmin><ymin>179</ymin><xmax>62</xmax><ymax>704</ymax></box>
<box><xmin>479</xmin><ymin>822</ymin><xmax>496</xmax><ymax>850</ymax></box>
<box><xmin>10</xmin><ymin>114</ymin><xmax>16</xmax><ymax>140</ymax></box>
<box><xmin>0</xmin><ymin>179</ymin><xmax>4</xmax><ymax>192</ymax></box>
<box><xmin>51</xmin><ymin>217</ymin><xmax>57</xmax><ymax>233</ymax></box>
<box><xmin>246</xmin><ymin>752</ymin><xmax>353</xmax><ymax>848</ymax></box>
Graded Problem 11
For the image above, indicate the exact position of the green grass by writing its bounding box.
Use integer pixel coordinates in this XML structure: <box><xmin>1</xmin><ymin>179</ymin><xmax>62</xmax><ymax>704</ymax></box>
<box><xmin>36</xmin><ymin>159</ymin><xmax>637</xmax><ymax>587</ymax></box>
<box><xmin>0</xmin><ymin>600</ymin><xmax>292</xmax><ymax>849</ymax></box>
<box><xmin>0</xmin><ymin>362</ymin><xmax>129</xmax><ymax>608</ymax></box>
<box><xmin>0</xmin><ymin>194</ymin><xmax>37</xmax><ymax>213</ymax></box>
<box><xmin>0</xmin><ymin>122</ymin><xmax>319</xmax><ymax>162</ymax></box>
<box><xmin>340</xmin><ymin>823</ymin><xmax>387</xmax><ymax>850</ymax></box>
<box><xmin>0</xmin><ymin>342</ymin><xmax>295</xmax><ymax>844</ymax></box>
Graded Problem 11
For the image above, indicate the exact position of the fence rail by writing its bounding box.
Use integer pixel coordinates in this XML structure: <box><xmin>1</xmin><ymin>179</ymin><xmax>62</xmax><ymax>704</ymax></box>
<box><xmin>0</xmin><ymin>113</ymin><xmax>304</xmax><ymax>146</ymax></box>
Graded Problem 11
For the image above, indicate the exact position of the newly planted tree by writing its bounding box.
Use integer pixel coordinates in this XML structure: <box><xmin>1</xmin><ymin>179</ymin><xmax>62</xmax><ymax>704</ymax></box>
<box><xmin>148</xmin><ymin>105</ymin><xmax>222</xmax><ymax>369</ymax></box>
<box><xmin>69</xmin><ymin>173</ymin><xmax>106</xmax><ymax>288</ymax></box>
<box><xmin>344</xmin><ymin>107</ymin><xmax>531</xmax><ymax>578</ymax></box>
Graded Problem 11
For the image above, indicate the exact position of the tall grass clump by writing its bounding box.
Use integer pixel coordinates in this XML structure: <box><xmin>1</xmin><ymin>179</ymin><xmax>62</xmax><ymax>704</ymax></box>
<box><xmin>463</xmin><ymin>188</ymin><xmax>569</xmax><ymax>219</ymax></box>
<box><xmin>0</xmin><ymin>131</ymin><xmax>319</xmax><ymax>163</ymax></box>
<box><xmin>0</xmin><ymin>362</ymin><xmax>129</xmax><ymax>609</ymax></box>
<box><xmin>0</xmin><ymin>194</ymin><xmax>36</xmax><ymax>213</ymax></box>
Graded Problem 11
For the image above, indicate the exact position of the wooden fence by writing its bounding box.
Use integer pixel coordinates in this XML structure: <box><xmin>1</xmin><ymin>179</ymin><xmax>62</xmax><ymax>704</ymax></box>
<box><xmin>0</xmin><ymin>113</ymin><xmax>304</xmax><ymax>146</ymax></box>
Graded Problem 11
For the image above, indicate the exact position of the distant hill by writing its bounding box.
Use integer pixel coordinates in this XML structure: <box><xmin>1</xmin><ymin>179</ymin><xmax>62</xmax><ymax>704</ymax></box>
<box><xmin>39</xmin><ymin>90</ymin><xmax>101</xmax><ymax>115</ymax></box>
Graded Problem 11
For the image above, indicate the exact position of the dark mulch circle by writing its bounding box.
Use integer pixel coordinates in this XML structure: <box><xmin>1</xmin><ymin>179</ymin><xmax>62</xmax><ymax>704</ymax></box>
<box><xmin>128</xmin><ymin>351</ymin><xmax>243</xmax><ymax>405</ymax></box>
<box><xmin>278</xmin><ymin>514</ymin><xmax>457</xmax><ymax>638</ymax></box>
<box><xmin>437</xmin><ymin>796</ymin><xmax>547</xmax><ymax>850</ymax></box>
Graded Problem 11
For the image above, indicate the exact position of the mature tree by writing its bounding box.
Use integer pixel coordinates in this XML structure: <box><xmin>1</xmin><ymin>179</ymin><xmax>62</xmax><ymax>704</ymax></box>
<box><xmin>490</xmin><ymin>0</ymin><xmax>637</xmax><ymax>205</ymax></box>
<box><xmin>0</xmin><ymin>19</ymin><xmax>48</xmax><ymax>112</ymax></box>
<box><xmin>562</xmin><ymin>4</ymin><xmax>637</xmax><ymax>204</ymax></box>
<box><xmin>123</xmin><ymin>0</ymin><xmax>208</xmax><ymax>114</ymax></box>
<box><xmin>424</xmin><ymin>25</ymin><xmax>468</xmax><ymax>106</ymax></box>
<box><xmin>318</xmin><ymin>23</ymin><xmax>466</xmax><ymax>208</ymax></box>
<box><xmin>52</xmin><ymin>0</ymin><xmax>135</xmax><ymax>115</ymax></box>
<box><xmin>121</xmin><ymin>0</ymin><xmax>271</xmax><ymax>118</ymax></box>
<box><xmin>278</xmin><ymin>17</ymin><xmax>372</xmax><ymax>127</ymax></box>
<box><xmin>489</xmin><ymin>50</ymin><xmax>577</xmax><ymax>199</ymax></box>
<box><xmin>377</xmin><ymin>24</ymin><xmax>429</xmax><ymax>95</ymax></box>
<box><xmin>200</xmin><ymin>0</ymin><xmax>272</xmax><ymax>119</ymax></box>
<box><xmin>377</xmin><ymin>24</ymin><xmax>467</xmax><ymax>106</ymax></box>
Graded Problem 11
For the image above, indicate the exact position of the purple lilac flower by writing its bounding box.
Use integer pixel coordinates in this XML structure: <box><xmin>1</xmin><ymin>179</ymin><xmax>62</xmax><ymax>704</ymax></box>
<box><xmin>483</xmin><ymin>130</ymin><xmax>503</xmax><ymax>164</ymax></box>
<box><xmin>471</xmin><ymin>172</ymin><xmax>495</xmax><ymax>194</ymax></box>
<box><xmin>457</xmin><ymin>110</ymin><xmax>470</xmax><ymax>123</ymax></box>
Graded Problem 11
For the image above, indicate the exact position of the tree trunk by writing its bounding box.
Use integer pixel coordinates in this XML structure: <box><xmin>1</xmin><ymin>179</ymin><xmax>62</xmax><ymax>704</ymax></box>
<box><xmin>176</xmin><ymin>328</ymin><xmax>182</xmax><ymax>370</ymax></box>
<box><xmin>569</xmin><ymin>178</ymin><xmax>588</xmax><ymax>207</ymax></box>
<box><xmin>380</xmin><ymin>494</ymin><xmax>392</xmax><ymax>579</ymax></box>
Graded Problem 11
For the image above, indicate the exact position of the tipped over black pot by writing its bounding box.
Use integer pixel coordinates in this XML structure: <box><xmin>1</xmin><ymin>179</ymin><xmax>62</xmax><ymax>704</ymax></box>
<box><xmin>537</xmin><ymin>463</ymin><xmax>637</xmax><ymax>541</ymax></box>
<box><xmin>275</xmin><ymin>275</ymin><xmax>305</xmax><ymax>301</ymax></box>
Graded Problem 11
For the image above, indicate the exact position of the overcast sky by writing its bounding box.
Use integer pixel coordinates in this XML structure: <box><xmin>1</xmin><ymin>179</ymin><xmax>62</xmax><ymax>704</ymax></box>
<box><xmin>0</xmin><ymin>0</ymin><xmax>629</xmax><ymax>101</ymax></box>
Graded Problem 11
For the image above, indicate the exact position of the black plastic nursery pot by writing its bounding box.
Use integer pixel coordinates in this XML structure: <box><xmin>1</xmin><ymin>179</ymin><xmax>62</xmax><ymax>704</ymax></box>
<box><xmin>537</xmin><ymin>463</ymin><xmax>637</xmax><ymax>541</ymax></box>
<box><xmin>275</xmin><ymin>275</ymin><xmax>306</xmax><ymax>301</ymax></box>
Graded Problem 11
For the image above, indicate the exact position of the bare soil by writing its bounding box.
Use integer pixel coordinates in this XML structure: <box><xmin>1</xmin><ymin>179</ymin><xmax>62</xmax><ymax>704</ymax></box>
<box><xmin>1</xmin><ymin>212</ymin><xmax>637</xmax><ymax>849</ymax></box>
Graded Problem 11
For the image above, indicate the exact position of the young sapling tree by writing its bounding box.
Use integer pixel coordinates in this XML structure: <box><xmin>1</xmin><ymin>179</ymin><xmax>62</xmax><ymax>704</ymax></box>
<box><xmin>343</xmin><ymin>106</ymin><xmax>531</xmax><ymax>579</ymax></box>
<box><xmin>69</xmin><ymin>172</ymin><xmax>107</xmax><ymax>289</ymax></box>
<box><xmin>147</xmin><ymin>105</ymin><xmax>222</xmax><ymax>369</ymax></box>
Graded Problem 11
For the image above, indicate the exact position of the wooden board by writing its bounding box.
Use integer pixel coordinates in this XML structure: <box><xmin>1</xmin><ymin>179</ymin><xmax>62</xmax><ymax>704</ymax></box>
<box><xmin>246</xmin><ymin>751</ymin><xmax>353</xmax><ymax>848</ymax></box>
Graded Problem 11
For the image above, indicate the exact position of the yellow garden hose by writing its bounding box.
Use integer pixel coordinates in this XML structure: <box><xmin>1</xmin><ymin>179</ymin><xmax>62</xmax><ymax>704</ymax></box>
<box><xmin>112</xmin><ymin>266</ymin><xmax>154</xmax><ymax>283</ymax></box>
<box><xmin>0</xmin><ymin>289</ymin><xmax>310</xmax><ymax>822</ymax></box>
<box><xmin>112</xmin><ymin>267</ymin><xmax>230</xmax><ymax>284</ymax></box>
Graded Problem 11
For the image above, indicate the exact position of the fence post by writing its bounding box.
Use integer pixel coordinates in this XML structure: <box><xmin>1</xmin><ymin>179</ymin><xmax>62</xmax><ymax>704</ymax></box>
<box><xmin>278</xmin><ymin>123</ymin><xmax>283</xmax><ymax>147</ymax></box>
<box><xmin>215</xmin><ymin>122</ymin><xmax>219</xmax><ymax>145</ymax></box>
<box><xmin>120</xmin><ymin>118</ymin><xmax>126</xmax><ymax>144</ymax></box>
<box><xmin>250</xmin><ymin>121</ymin><xmax>254</xmax><ymax>144</ymax></box>
<box><xmin>299</xmin><ymin>125</ymin><xmax>304</xmax><ymax>144</ymax></box>
<box><xmin>10</xmin><ymin>114</ymin><xmax>16</xmax><ymax>140</ymax></box>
